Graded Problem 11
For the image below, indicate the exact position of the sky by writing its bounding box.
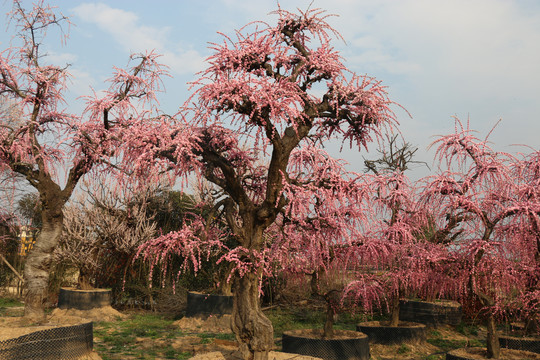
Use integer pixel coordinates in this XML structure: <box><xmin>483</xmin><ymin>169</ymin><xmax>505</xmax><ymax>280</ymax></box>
<box><xmin>1</xmin><ymin>0</ymin><xmax>540</xmax><ymax>180</ymax></box>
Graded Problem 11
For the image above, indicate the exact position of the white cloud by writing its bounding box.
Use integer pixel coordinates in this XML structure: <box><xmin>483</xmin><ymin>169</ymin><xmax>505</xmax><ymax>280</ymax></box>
<box><xmin>72</xmin><ymin>3</ymin><xmax>205</xmax><ymax>75</ymax></box>
<box><xmin>301</xmin><ymin>0</ymin><xmax>540</xmax><ymax>153</ymax></box>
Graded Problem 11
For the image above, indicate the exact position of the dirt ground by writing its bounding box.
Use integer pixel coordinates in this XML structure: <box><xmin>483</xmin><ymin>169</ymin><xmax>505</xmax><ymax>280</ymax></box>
<box><xmin>448</xmin><ymin>347</ymin><xmax>540</xmax><ymax>359</ymax></box>
<box><xmin>174</xmin><ymin>314</ymin><xmax>233</xmax><ymax>333</ymax></box>
<box><xmin>2</xmin><ymin>307</ymin><xmax>539</xmax><ymax>360</ymax></box>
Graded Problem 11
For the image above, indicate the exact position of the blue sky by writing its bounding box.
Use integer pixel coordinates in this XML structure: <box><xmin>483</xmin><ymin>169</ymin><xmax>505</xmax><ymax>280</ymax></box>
<box><xmin>2</xmin><ymin>0</ymin><xmax>540</xmax><ymax>179</ymax></box>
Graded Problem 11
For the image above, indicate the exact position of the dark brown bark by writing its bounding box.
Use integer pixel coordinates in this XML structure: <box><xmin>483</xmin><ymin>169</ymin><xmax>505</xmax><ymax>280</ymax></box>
<box><xmin>323</xmin><ymin>290</ymin><xmax>340</xmax><ymax>339</ymax></box>
<box><xmin>309</xmin><ymin>268</ymin><xmax>323</xmax><ymax>297</ymax></box>
<box><xmin>389</xmin><ymin>294</ymin><xmax>400</xmax><ymax>327</ymax></box>
<box><xmin>323</xmin><ymin>303</ymin><xmax>335</xmax><ymax>339</ymax></box>
<box><xmin>486</xmin><ymin>312</ymin><xmax>500</xmax><ymax>358</ymax></box>
<box><xmin>231</xmin><ymin>272</ymin><xmax>274</xmax><ymax>360</ymax></box>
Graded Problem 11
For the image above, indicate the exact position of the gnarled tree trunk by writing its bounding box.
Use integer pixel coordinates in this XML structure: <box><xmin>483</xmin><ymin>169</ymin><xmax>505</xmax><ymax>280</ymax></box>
<box><xmin>77</xmin><ymin>269</ymin><xmax>93</xmax><ymax>290</ymax></box>
<box><xmin>232</xmin><ymin>272</ymin><xmax>274</xmax><ymax>360</ymax></box>
<box><xmin>23</xmin><ymin>206</ymin><xmax>63</xmax><ymax>322</ymax></box>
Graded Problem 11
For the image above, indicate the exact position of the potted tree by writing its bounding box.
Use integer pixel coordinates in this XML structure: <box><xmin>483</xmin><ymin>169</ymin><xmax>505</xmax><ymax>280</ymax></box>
<box><xmin>0</xmin><ymin>0</ymin><xmax>168</xmax><ymax>323</ymax></box>
<box><xmin>55</xmin><ymin>180</ymin><xmax>157</xmax><ymax>311</ymax></box>
<box><xmin>423</xmin><ymin>119</ymin><xmax>540</xmax><ymax>359</ymax></box>
<box><xmin>272</xmin><ymin>148</ymin><xmax>376</xmax><ymax>359</ymax></box>
<box><xmin>131</xmin><ymin>5</ymin><xmax>399</xmax><ymax>360</ymax></box>
<box><xmin>354</xmin><ymin>137</ymin><xmax>432</xmax><ymax>345</ymax></box>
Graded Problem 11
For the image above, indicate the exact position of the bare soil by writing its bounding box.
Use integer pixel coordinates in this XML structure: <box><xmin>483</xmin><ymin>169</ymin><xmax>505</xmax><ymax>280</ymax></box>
<box><xmin>449</xmin><ymin>347</ymin><xmax>540</xmax><ymax>359</ymax></box>
<box><xmin>358</xmin><ymin>320</ymin><xmax>425</xmax><ymax>328</ymax></box>
<box><xmin>189</xmin><ymin>351</ymin><xmax>323</xmax><ymax>360</ymax></box>
<box><xmin>283</xmin><ymin>328</ymin><xmax>367</xmax><ymax>340</ymax></box>
<box><xmin>174</xmin><ymin>314</ymin><xmax>233</xmax><ymax>333</ymax></box>
<box><xmin>370</xmin><ymin>343</ymin><xmax>441</xmax><ymax>360</ymax></box>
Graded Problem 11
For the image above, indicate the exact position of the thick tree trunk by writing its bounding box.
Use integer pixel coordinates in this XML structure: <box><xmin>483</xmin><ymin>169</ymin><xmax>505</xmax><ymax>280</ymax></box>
<box><xmin>77</xmin><ymin>270</ymin><xmax>93</xmax><ymax>290</ymax></box>
<box><xmin>486</xmin><ymin>313</ymin><xmax>500</xmax><ymax>359</ymax></box>
<box><xmin>389</xmin><ymin>294</ymin><xmax>400</xmax><ymax>326</ymax></box>
<box><xmin>23</xmin><ymin>216</ymin><xmax>63</xmax><ymax>322</ymax></box>
<box><xmin>231</xmin><ymin>272</ymin><xmax>274</xmax><ymax>360</ymax></box>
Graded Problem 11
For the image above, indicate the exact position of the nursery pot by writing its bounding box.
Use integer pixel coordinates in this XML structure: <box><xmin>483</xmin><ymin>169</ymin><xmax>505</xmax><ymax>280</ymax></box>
<box><xmin>57</xmin><ymin>287</ymin><xmax>112</xmax><ymax>310</ymax></box>
<box><xmin>0</xmin><ymin>322</ymin><xmax>94</xmax><ymax>359</ymax></box>
<box><xmin>356</xmin><ymin>320</ymin><xmax>426</xmax><ymax>345</ymax></box>
<box><xmin>282</xmin><ymin>328</ymin><xmax>370</xmax><ymax>360</ymax></box>
<box><xmin>499</xmin><ymin>334</ymin><xmax>540</xmax><ymax>354</ymax></box>
<box><xmin>185</xmin><ymin>291</ymin><xmax>233</xmax><ymax>317</ymax></box>
<box><xmin>399</xmin><ymin>299</ymin><xmax>462</xmax><ymax>327</ymax></box>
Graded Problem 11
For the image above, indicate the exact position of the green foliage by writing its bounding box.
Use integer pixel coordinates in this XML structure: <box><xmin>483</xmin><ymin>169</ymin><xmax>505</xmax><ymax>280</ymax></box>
<box><xmin>17</xmin><ymin>193</ymin><xmax>42</xmax><ymax>228</ymax></box>
<box><xmin>266</xmin><ymin>305</ymin><xmax>363</xmax><ymax>337</ymax></box>
<box><xmin>397</xmin><ymin>344</ymin><xmax>411</xmax><ymax>354</ymax></box>
<box><xmin>455</xmin><ymin>321</ymin><xmax>479</xmax><ymax>336</ymax></box>
<box><xmin>0</xmin><ymin>296</ymin><xmax>23</xmax><ymax>317</ymax></box>
<box><xmin>94</xmin><ymin>313</ymin><xmax>186</xmax><ymax>359</ymax></box>
<box><xmin>146</xmin><ymin>190</ymin><xmax>199</xmax><ymax>235</ymax></box>
<box><xmin>0</xmin><ymin>297</ymin><xmax>22</xmax><ymax>307</ymax></box>
<box><xmin>198</xmin><ymin>332</ymin><xmax>235</xmax><ymax>341</ymax></box>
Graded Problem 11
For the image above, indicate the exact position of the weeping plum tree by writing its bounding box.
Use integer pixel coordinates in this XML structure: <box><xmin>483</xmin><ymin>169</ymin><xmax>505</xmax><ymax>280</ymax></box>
<box><xmin>504</xmin><ymin>150</ymin><xmax>540</xmax><ymax>334</ymax></box>
<box><xmin>359</xmin><ymin>136</ymin><xmax>440</xmax><ymax>327</ymax></box>
<box><xmin>0</xmin><ymin>0</ymin><xmax>167</xmax><ymax>321</ymax></box>
<box><xmin>268</xmin><ymin>144</ymin><xmax>377</xmax><ymax>339</ymax></box>
<box><xmin>135</xmin><ymin>7</ymin><xmax>398</xmax><ymax>360</ymax></box>
<box><xmin>422</xmin><ymin>119</ymin><xmax>540</xmax><ymax>359</ymax></box>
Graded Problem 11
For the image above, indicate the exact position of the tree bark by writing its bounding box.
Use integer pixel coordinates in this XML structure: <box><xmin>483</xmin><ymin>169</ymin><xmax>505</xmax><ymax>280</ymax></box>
<box><xmin>231</xmin><ymin>272</ymin><xmax>274</xmax><ymax>360</ymax></box>
<box><xmin>77</xmin><ymin>270</ymin><xmax>93</xmax><ymax>290</ymax></box>
<box><xmin>323</xmin><ymin>290</ymin><xmax>340</xmax><ymax>339</ymax></box>
<box><xmin>389</xmin><ymin>294</ymin><xmax>400</xmax><ymax>327</ymax></box>
<box><xmin>23</xmin><ymin>213</ymin><xmax>63</xmax><ymax>322</ymax></box>
<box><xmin>486</xmin><ymin>312</ymin><xmax>500</xmax><ymax>359</ymax></box>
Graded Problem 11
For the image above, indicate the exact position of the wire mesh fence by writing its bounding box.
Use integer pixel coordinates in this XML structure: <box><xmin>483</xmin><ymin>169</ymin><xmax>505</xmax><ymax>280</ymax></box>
<box><xmin>499</xmin><ymin>334</ymin><xmax>540</xmax><ymax>354</ymax></box>
<box><xmin>0</xmin><ymin>322</ymin><xmax>93</xmax><ymax>360</ymax></box>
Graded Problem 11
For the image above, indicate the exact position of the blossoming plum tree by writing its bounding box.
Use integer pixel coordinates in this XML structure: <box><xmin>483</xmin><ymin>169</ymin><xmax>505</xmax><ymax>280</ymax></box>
<box><xmin>503</xmin><ymin>150</ymin><xmax>540</xmax><ymax>334</ymax></box>
<box><xmin>360</xmin><ymin>138</ymin><xmax>435</xmax><ymax>326</ymax></box>
<box><xmin>0</xmin><ymin>0</ymin><xmax>167</xmax><ymax>321</ymax></box>
<box><xmin>135</xmin><ymin>7</ymin><xmax>398</xmax><ymax>360</ymax></box>
<box><xmin>422</xmin><ymin>119</ymin><xmax>540</xmax><ymax>359</ymax></box>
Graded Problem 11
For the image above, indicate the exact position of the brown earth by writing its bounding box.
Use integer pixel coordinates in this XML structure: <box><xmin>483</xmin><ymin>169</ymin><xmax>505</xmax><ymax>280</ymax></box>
<box><xmin>448</xmin><ymin>347</ymin><xmax>540</xmax><ymax>359</ymax></box>
<box><xmin>174</xmin><ymin>314</ymin><xmax>233</xmax><ymax>333</ymax></box>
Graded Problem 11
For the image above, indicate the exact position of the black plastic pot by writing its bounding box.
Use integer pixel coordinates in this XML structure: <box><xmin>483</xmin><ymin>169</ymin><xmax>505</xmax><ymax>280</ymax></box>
<box><xmin>57</xmin><ymin>287</ymin><xmax>111</xmax><ymax>310</ymax></box>
<box><xmin>0</xmin><ymin>322</ymin><xmax>93</xmax><ymax>359</ymax></box>
<box><xmin>399</xmin><ymin>299</ymin><xmax>462</xmax><ymax>327</ymax></box>
<box><xmin>356</xmin><ymin>321</ymin><xmax>426</xmax><ymax>344</ymax></box>
<box><xmin>499</xmin><ymin>334</ymin><xmax>540</xmax><ymax>354</ymax></box>
<box><xmin>282</xmin><ymin>329</ymin><xmax>370</xmax><ymax>360</ymax></box>
<box><xmin>185</xmin><ymin>291</ymin><xmax>233</xmax><ymax>317</ymax></box>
